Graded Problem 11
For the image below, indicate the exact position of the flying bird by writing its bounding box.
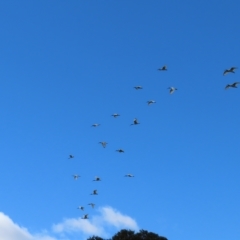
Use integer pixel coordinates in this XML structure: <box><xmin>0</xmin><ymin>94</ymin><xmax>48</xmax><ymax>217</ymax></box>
<box><xmin>99</xmin><ymin>141</ymin><xmax>108</xmax><ymax>148</ymax></box>
<box><xmin>134</xmin><ymin>86</ymin><xmax>143</xmax><ymax>90</ymax></box>
<box><xmin>125</xmin><ymin>174</ymin><xmax>134</xmax><ymax>177</ymax></box>
<box><xmin>130</xmin><ymin>118</ymin><xmax>140</xmax><ymax>126</ymax></box>
<box><xmin>93</xmin><ymin>176</ymin><xmax>101</xmax><ymax>181</ymax></box>
<box><xmin>147</xmin><ymin>100</ymin><xmax>156</xmax><ymax>105</ymax></box>
<box><xmin>91</xmin><ymin>189</ymin><xmax>98</xmax><ymax>195</ymax></box>
<box><xmin>168</xmin><ymin>87</ymin><xmax>177</xmax><ymax>94</ymax></box>
<box><xmin>88</xmin><ymin>203</ymin><xmax>95</xmax><ymax>208</ymax></box>
<box><xmin>77</xmin><ymin>206</ymin><xmax>84</xmax><ymax>211</ymax></box>
<box><xmin>72</xmin><ymin>174</ymin><xmax>80</xmax><ymax>180</ymax></box>
<box><xmin>92</xmin><ymin>123</ymin><xmax>100</xmax><ymax>127</ymax></box>
<box><xmin>111</xmin><ymin>113</ymin><xmax>120</xmax><ymax>118</ymax></box>
<box><xmin>223</xmin><ymin>67</ymin><xmax>237</xmax><ymax>76</ymax></box>
<box><xmin>225</xmin><ymin>82</ymin><xmax>240</xmax><ymax>89</ymax></box>
<box><xmin>116</xmin><ymin>149</ymin><xmax>124</xmax><ymax>153</ymax></box>
<box><xmin>82</xmin><ymin>214</ymin><xmax>89</xmax><ymax>219</ymax></box>
<box><xmin>158</xmin><ymin>65</ymin><xmax>167</xmax><ymax>71</ymax></box>
<box><xmin>68</xmin><ymin>155</ymin><xmax>74</xmax><ymax>159</ymax></box>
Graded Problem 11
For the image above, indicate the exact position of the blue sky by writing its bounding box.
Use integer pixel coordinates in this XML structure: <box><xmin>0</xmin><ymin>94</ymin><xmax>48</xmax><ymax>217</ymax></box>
<box><xmin>0</xmin><ymin>1</ymin><xmax>240</xmax><ymax>239</ymax></box>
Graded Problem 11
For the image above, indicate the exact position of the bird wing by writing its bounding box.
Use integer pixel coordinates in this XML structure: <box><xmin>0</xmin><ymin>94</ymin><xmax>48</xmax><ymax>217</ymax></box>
<box><xmin>223</xmin><ymin>70</ymin><xmax>229</xmax><ymax>75</ymax></box>
<box><xmin>232</xmin><ymin>82</ymin><xmax>240</xmax><ymax>87</ymax></box>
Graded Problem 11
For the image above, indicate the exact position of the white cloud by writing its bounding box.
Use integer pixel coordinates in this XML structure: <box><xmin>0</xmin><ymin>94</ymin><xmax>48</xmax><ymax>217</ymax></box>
<box><xmin>52</xmin><ymin>206</ymin><xmax>139</xmax><ymax>238</ymax></box>
<box><xmin>100</xmin><ymin>206</ymin><xmax>139</xmax><ymax>230</ymax></box>
<box><xmin>0</xmin><ymin>206</ymin><xmax>139</xmax><ymax>240</ymax></box>
<box><xmin>52</xmin><ymin>217</ymin><xmax>104</xmax><ymax>236</ymax></box>
<box><xmin>0</xmin><ymin>212</ymin><xmax>56</xmax><ymax>240</ymax></box>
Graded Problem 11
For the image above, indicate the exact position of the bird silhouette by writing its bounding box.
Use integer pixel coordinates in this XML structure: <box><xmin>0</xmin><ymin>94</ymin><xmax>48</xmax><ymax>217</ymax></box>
<box><xmin>147</xmin><ymin>100</ymin><xmax>156</xmax><ymax>105</ymax></box>
<box><xmin>93</xmin><ymin>176</ymin><xmax>101</xmax><ymax>181</ymax></box>
<box><xmin>116</xmin><ymin>149</ymin><xmax>124</xmax><ymax>153</ymax></box>
<box><xmin>111</xmin><ymin>113</ymin><xmax>120</xmax><ymax>118</ymax></box>
<box><xmin>223</xmin><ymin>67</ymin><xmax>237</xmax><ymax>76</ymax></box>
<box><xmin>134</xmin><ymin>86</ymin><xmax>143</xmax><ymax>90</ymax></box>
<box><xmin>72</xmin><ymin>174</ymin><xmax>80</xmax><ymax>180</ymax></box>
<box><xmin>77</xmin><ymin>206</ymin><xmax>84</xmax><ymax>211</ymax></box>
<box><xmin>168</xmin><ymin>87</ymin><xmax>177</xmax><ymax>94</ymax></box>
<box><xmin>91</xmin><ymin>123</ymin><xmax>100</xmax><ymax>127</ymax></box>
<box><xmin>158</xmin><ymin>65</ymin><xmax>167</xmax><ymax>71</ymax></box>
<box><xmin>130</xmin><ymin>118</ymin><xmax>140</xmax><ymax>126</ymax></box>
<box><xmin>82</xmin><ymin>214</ymin><xmax>89</xmax><ymax>219</ymax></box>
<box><xmin>88</xmin><ymin>203</ymin><xmax>95</xmax><ymax>208</ymax></box>
<box><xmin>125</xmin><ymin>174</ymin><xmax>134</xmax><ymax>177</ymax></box>
<box><xmin>99</xmin><ymin>141</ymin><xmax>107</xmax><ymax>148</ymax></box>
<box><xmin>91</xmin><ymin>189</ymin><xmax>98</xmax><ymax>195</ymax></box>
<box><xmin>225</xmin><ymin>82</ymin><xmax>240</xmax><ymax>89</ymax></box>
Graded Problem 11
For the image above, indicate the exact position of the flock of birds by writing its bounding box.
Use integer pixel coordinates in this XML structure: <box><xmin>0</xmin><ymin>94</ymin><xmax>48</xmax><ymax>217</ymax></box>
<box><xmin>68</xmin><ymin>65</ymin><xmax>238</xmax><ymax>220</ymax></box>
<box><xmin>223</xmin><ymin>67</ymin><xmax>239</xmax><ymax>89</ymax></box>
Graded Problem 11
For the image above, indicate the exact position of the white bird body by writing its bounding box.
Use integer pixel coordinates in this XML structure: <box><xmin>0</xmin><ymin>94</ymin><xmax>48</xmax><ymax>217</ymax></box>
<box><xmin>88</xmin><ymin>203</ymin><xmax>95</xmax><ymax>208</ymax></box>
<box><xmin>99</xmin><ymin>142</ymin><xmax>107</xmax><ymax>148</ymax></box>
<box><xmin>73</xmin><ymin>174</ymin><xmax>80</xmax><ymax>180</ymax></box>
<box><xmin>168</xmin><ymin>87</ymin><xmax>177</xmax><ymax>94</ymax></box>
<box><xmin>112</xmin><ymin>113</ymin><xmax>120</xmax><ymax>118</ymax></box>
<box><xmin>147</xmin><ymin>100</ymin><xmax>156</xmax><ymax>105</ymax></box>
